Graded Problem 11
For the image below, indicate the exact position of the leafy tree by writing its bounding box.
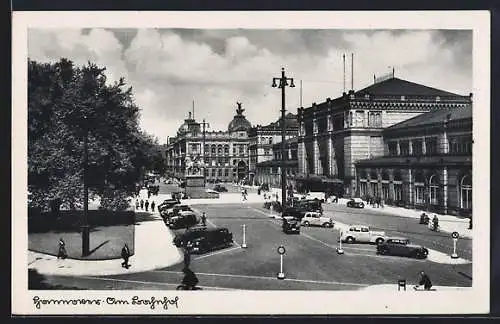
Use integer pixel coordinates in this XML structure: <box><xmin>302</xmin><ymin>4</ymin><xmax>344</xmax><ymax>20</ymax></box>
<box><xmin>28</xmin><ymin>58</ymin><xmax>164</xmax><ymax>211</ymax></box>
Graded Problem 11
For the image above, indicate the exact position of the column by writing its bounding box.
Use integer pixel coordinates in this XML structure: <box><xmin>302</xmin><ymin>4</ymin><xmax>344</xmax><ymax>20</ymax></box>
<box><xmin>422</xmin><ymin>137</ymin><xmax>426</xmax><ymax>155</ymax></box>
<box><xmin>408</xmin><ymin>168</ymin><xmax>413</xmax><ymax>205</ymax></box>
<box><xmin>408</xmin><ymin>139</ymin><xmax>413</xmax><ymax>155</ymax></box>
<box><xmin>313</xmin><ymin>118</ymin><xmax>318</xmax><ymax>175</ymax></box>
<box><xmin>443</xmin><ymin>166</ymin><xmax>448</xmax><ymax>214</ymax></box>
<box><xmin>397</xmin><ymin>140</ymin><xmax>401</xmax><ymax>155</ymax></box>
<box><xmin>300</xmin><ymin>141</ymin><xmax>307</xmax><ymax>174</ymax></box>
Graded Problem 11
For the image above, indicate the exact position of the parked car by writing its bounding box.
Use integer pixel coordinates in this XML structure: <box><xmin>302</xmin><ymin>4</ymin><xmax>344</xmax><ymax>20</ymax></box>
<box><xmin>282</xmin><ymin>216</ymin><xmax>301</xmax><ymax>234</ymax></box>
<box><xmin>341</xmin><ymin>225</ymin><xmax>386</xmax><ymax>244</ymax></box>
<box><xmin>300</xmin><ymin>212</ymin><xmax>334</xmax><ymax>228</ymax></box>
<box><xmin>157</xmin><ymin>199</ymin><xmax>180</xmax><ymax>212</ymax></box>
<box><xmin>347</xmin><ymin>198</ymin><xmax>365</xmax><ymax>208</ymax></box>
<box><xmin>167</xmin><ymin>211</ymin><xmax>199</xmax><ymax>230</ymax></box>
<box><xmin>376</xmin><ymin>237</ymin><xmax>429</xmax><ymax>259</ymax></box>
<box><xmin>213</xmin><ymin>184</ymin><xmax>228</xmax><ymax>192</ymax></box>
<box><xmin>162</xmin><ymin>204</ymin><xmax>193</xmax><ymax>221</ymax></box>
<box><xmin>173</xmin><ymin>227</ymin><xmax>233</xmax><ymax>254</ymax></box>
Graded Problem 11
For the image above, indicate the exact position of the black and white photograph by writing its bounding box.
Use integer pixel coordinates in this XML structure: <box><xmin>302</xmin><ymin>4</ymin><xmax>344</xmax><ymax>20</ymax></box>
<box><xmin>12</xmin><ymin>11</ymin><xmax>490</xmax><ymax>315</ymax></box>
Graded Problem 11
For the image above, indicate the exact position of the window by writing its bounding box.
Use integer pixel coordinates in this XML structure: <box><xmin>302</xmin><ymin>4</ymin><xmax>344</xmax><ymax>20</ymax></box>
<box><xmin>333</xmin><ymin>114</ymin><xmax>344</xmax><ymax>130</ymax></box>
<box><xmin>429</xmin><ymin>175</ymin><xmax>439</xmax><ymax>205</ymax></box>
<box><xmin>224</xmin><ymin>169</ymin><xmax>229</xmax><ymax>177</ymax></box>
<box><xmin>449</xmin><ymin>135</ymin><xmax>473</xmax><ymax>155</ymax></box>
<box><xmin>264</xmin><ymin>148</ymin><xmax>270</xmax><ymax>156</ymax></box>
<box><xmin>361</xmin><ymin>227</ymin><xmax>369</xmax><ymax>233</ymax></box>
<box><xmin>233</xmin><ymin>147</ymin><xmax>237</xmax><ymax>155</ymax></box>
<box><xmin>359</xmin><ymin>181</ymin><xmax>367</xmax><ymax>197</ymax></box>
<box><xmin>393</xmin><ymin>171</ymin><xmax>402</xmax><ymax>201</ymax></box>
<box><xmin>349</xmin><ymin>111</ymin><xmax>354</xmax><ymax>127</ymax></box>
<box><xmin>217</xmin><ymin>145</ymin><xmax>223</xmax><ymax>155</ymax></box>
<box><xmin>268</xmin><ymin>138</ymin><xmax>273</xmax><ymax>144</ymax></box>
<box><xmin>211</xmin><ymin>169</ymin><xmax>216</xmax><ymax>177</ymax></box>
<box><xmin>425</xmin><ymin>137</ymin><xmax>437</xmax><ymax>155</ymax></box>
<box><xmin>412</xmin><ymin>139</ymin><xmax>423</xmax><ymax>156</ymax></box>
<box><xmin>191</xmin><ymin>144</ymin><xmax>198</xmax><ymax>153</ymax></box>
<box><xmin>400</xmin><ymin>140</ymin><xmax>409</xmax><ymax>156</ymax></box>
<box><xmin>368</xmin><ymin>111</ymin><xmax>382</xmax><ymax>127</ymax></box>
<box><xmin>224</xmin><ymin>145</ymin><xmax>229</xmax><ymax>155</ymax></box>
<box><xmin>204</xmin><ymin>144</ymin><xmax>209</xmax><ymax>153</ymax></box>
<box><xmin>415</xmin><ymin>173</ymin><xmax>425</xmax><ymax>205</ymax></box>
<box><xmin>388</xmin><ymin>142</ymin><xmax>398</xmax><ymax>156</ymax></box>
<box><xmin>461</xmin><ymin>174</ymin><xmax>472</xmax><ymax>209</ymax></box>
<box><xmin>356</xmin><ymin>110</ymin><xmax>365</xmax><ymax>127</ymax></box>
<box><xmin>211</xmin><ymin>145</ymin><xmax>216</xmax><ymax>155</ymax></box>
<box><xmin>218</xmin><ymin>169</ymin><xmax>222</xmax><ymax>176</ymax></box>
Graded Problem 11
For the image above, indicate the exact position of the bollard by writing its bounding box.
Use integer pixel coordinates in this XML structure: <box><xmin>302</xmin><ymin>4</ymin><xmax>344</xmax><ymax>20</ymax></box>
<box><xmin>398</xmin><ymin>279</ymin><xmax>406</xmax><ymax>291</ymax></box>
<box><xmin>277</xmin><ymin>245</ymin><xmax>286</xmax><ymax>279</ymax></box>
<box><xmin>451</xmin><ymin>232</ymin><xmax>459</xmax><ymax>259</ymax></box>
<box><xmin>242</xmin><ymin>224</ymin><xmax>247</xmax><ymax>248</ymax></box>
<box><xmin>336</xmin><ymin>230</ymin><xmax>344</xmax><ymax>255</ymax></box>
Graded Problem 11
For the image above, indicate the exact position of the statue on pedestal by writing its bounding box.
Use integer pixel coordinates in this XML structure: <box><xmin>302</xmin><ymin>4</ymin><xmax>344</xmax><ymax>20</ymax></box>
<box><xmin>186</xmin><ymin>154</ymin><xmax>204</xmax><ymax>176</ymax></box>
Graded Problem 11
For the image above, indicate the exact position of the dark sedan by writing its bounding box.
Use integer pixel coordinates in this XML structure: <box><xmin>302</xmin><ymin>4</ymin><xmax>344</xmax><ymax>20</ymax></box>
<box><xmin>376</xmin><ymin>237</ymin><xmax>429</xmax><ymax>259</ymax></box>
<box><xmin>282</xmin><ymin>216</ymin><xmax>301</xmax><ymax>234</ymax></box>
<box><xmin>173</xmin><ymin>227</ymin><xmax>233</xmax><ymax>254</ymax></box>
<box><xmin>346</xmin><ymin>198</ymin><xmax>365</xmax><ymax>208</ymax></box>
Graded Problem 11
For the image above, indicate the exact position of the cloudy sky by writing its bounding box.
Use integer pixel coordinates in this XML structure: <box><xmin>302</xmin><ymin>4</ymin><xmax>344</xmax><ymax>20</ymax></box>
<box><xmin>28</xmin><ymin>28</ymin><xmax>472</xmax><ymax>144</ymax></box>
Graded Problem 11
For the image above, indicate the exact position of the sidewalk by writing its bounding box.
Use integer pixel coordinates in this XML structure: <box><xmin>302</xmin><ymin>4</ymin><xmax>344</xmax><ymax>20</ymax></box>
<box><xmin>28</xmin><ymin>193</ymin><xmax>183</xmax><ymax>276</ymax></box>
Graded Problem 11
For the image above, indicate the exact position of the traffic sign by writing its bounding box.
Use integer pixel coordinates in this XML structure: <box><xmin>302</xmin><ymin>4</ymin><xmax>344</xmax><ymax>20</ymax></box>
<box><xmin>277</xmin><ymin>245</ymin><xmax>286</xmax><ymax>255</ymax></box>
<box><xmin>452</xmin><ymin>231</ymin><xmax>459</xmax><ymax>239</ymax></box>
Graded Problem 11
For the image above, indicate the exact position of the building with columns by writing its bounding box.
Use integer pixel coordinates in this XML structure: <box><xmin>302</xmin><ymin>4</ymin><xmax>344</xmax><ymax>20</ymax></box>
<box><xmin>355</xmin><ymin>105</ymin><xmax>472</xmax><ymax>217</ymax></box>
<box><xmin>165</xmin><ymin>103</ymin><xmax>252</xmax><ymax>183</ymax></box>
<box><xmin>296</xmin><ymin>76</ymin><xmax>473</xmax><ymax>197</ymax></box>
<box><xmin>248</xmin><ymin>113</ymin><xmax>299</xmax><ymax>185</ymax></box>
<box><xmin>254</xmin><ymin>137</ymin><xmax>299</xmax><ymax>188</ymax></box>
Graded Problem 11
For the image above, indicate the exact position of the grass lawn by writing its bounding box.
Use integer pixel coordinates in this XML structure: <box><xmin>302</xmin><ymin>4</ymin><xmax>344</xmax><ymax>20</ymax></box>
<box><xmin>28</xmin><ymin>224</ymin><xmax>135</xmax><ymax>260</ymax></box>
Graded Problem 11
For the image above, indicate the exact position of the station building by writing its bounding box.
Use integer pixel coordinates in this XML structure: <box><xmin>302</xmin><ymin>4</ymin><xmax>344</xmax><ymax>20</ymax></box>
<box><xmin>355</xmin><ymin>105</ymin><xmax>472</xmax><ymax>217</ymax></box>
<box><xmin>296</xmin><ymin>76</ymin><xmax>473</xmax><ymax>197</ymax></box>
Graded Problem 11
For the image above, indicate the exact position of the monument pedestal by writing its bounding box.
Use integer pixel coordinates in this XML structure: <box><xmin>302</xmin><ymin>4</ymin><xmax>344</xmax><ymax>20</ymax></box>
<box><xmin>185</xmin><ymin>175</ymin><xmax>217</xmax><ymax>199</ymax></box>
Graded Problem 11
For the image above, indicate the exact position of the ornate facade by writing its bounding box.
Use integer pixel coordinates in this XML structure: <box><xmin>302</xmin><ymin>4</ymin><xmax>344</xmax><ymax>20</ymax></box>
<box><xmin>165</xmin><ymin>103</ymin><xmax>252</xmax><ymax>183</ymax></box>
<box><xmin>355</xmin><ymin>105</ymin><xmax>472</xmax><ymax>217</ymax></box>
<box><xmin>255</xmin><ymin>137</ymin><xmax>299</xmax><ymax>188</ymax></box>
<box><xmin>248</xmin><ymin>113</ymin><xmax>299</xmax><ymax>185</ymax></box>
<box><xmin>297</xmin><ymin>76</ymin><xmax>473</xmax><ymax>197</ymax></box>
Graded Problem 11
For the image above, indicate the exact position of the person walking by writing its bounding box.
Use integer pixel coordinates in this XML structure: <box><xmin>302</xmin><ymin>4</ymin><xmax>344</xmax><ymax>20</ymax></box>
<box><xmin>201</xmin><ymin>212</ymin><xmax>207</xmax><ymax>227</ymax></box>
<box><xmin>121</xmin><ymin>244</ymin><xmax>131</xmax><ymax>269</ymax></box>
<box><xmin>57</xmin><ymin>238</ymin><xmax>67</xmax><ymax>259</ymax></box>
<box><xmin>145</xmin><ymin>200</ymin><xmax>150</xmax><ymax>212</ymax></box>
<box><xmin>151</xmin><ymin>200</ymin><xmax>155</xmax><ymax>212</ymax></box>
<box><xmin>183</xmin><ymin>247</ymin><xmax>191</xmax><ymax>269</ymax></box>
<box><xmin>135</xmin><ymin>199</ymin><xmax>140</xmax><ymax>210</ymax></box>
<box><xmin>140</xmin><ymin>199</ymin><xmax>144</xmax><ymax>210</ymax></box>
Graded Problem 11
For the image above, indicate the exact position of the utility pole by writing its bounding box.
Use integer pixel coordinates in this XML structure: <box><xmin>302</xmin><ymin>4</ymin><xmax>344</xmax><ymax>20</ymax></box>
<box><xmin>81</xmin><ymin>115</ymin><xmax>90</xmax><ymax>257</ymax></box>
<box><xmin>272</xmin><ymin>68</ymin><xmax>295</xmax><ymax>211</ymax></box>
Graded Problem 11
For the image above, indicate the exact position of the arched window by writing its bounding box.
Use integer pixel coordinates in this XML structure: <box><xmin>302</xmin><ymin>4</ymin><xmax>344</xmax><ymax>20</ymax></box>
<box><xmin>204</xmin><ymin>144</ymin><xmax>209</xmax><ymax>154</ymax></box>
<box><xmin>224</xmin><ymin>144</ymin><xmax>230</xmax><ymax>155</ymax></box>
<box><xmin>393</xmin><ymin>171</ymin><xmax>403</xmax><ymax>201</ymax></box>
<box><xmin>429</xmin><ymin>175</ymin><xmax>439</xmax><ymax>205</ymax></box>
<box><xmin>414</xmin><ymin>173</ymin><xmax>425</xmax><ymax>205</ymax></box>
<box><xmin>211</xmin><ymin>145</ymin><xmax>216</xmax><ymax>155</ymax></box>
<box><xmin>461</xmin><ymin>174</ymin><xmax>472</xmax><ymax>209</ymax></box>
<box><xmin>381</xmin><ymin>171</ymin><xmax>390</xmax><ymax>201</ymax></box>
<box><xmin>217</xmin><ymin>144</ymin><xmax>223</xmax><ymax>155</ymax></box>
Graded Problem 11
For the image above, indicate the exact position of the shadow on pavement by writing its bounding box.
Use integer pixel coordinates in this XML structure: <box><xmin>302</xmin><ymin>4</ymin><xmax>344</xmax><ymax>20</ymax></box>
<box><xmin>28</xmin><ymin>269</ymin><xmax>83</xmax><ymax>290</ymax></box>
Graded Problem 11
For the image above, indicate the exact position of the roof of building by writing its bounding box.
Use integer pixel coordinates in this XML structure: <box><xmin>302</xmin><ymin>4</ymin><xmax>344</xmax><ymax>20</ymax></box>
<box><xmin>228</xmin><ymin>102</ymin><xmax>252</xmax><ymax>132</ymax></box>
<box><xmin>272</xmin><ymin>137</ymin><xmax>298</xmax><ymax>148</ymax></box>
<box><xmin>355</xmin><ymin>155</ymin><xmax>472</xmax><ymax>167</ymax></box>
<box><xmin>386</xmin><ymin>105</ymin><xmax>472</xmax><ymax>131</ymax></box>
<box><xmin>256</xmin><ymin>113</ymin><xmax>299</xmax><ymax>130</ymax></box>
<box><xmin>356</xmin><ymin>77</ymin><xmax>465</xmax><ymax>98</ymax></box>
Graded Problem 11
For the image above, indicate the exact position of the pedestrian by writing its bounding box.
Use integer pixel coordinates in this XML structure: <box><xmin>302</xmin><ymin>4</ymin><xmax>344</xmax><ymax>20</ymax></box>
<box><xmin>414</xmin><ymin>271</ymin><xmax>433</xmax><ymax>290</ymax></box>
<box><xmin>57</xmin><ymin>237</ymin><xmax>67</xmax><ymax>259</ymax></box>
<box><xmin>135</xmin><ymin>199</ymin><xmax>140</xmax><ymax>210</ymax></box>
<box><xmin>151</xmin><ymin>200</ymin><xmax>155</xmax><ymax>212</ymax></box>
<box><xmin>121</xmin><ymin>243</ymin><xmax>131</xmax><ymax>269</ymax></box>
<box><xmin>148</xmin><ymin>190</ymin><xmax>151</xmax><ymax>199</ymax></box>
<box><xmin>201</xmin><ymin>212</ymin><xmax>207</xmax><ymax>227</ymax></box>
<box><xmin>468</xmin><ymin>217</ymin><xmax>472</xmax><ymax>229</ymax></box>
<box><xmin>183</xmin><ymin>247</ymin><xmax>191</xmax><ymax>269</ymax></box>
<box><xmin>145</xmin><ymin>200</ymin><xmax>149</xmax><ymax>212</ymax></box>
<box><xmin>140</xmin><ymin>199</ymin><xmax>144</xmax><ymax>210</ymax></box>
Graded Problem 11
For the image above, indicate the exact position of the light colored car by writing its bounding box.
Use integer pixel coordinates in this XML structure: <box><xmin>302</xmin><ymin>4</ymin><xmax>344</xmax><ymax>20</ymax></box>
<box><xmin>341</xmin><ymin>225</ymin><xmax>386</xmax><ymax>244</ymax></box>
<box><xmin>300</xmin><ymin>212</ymin><xmax>334</xmax><ymax>228</ymax></box>
<box><xmin>346</xmin><ymin>198</ymin><xmax>365</xmax><ymax>208</ymax></box>
<box><xmin>305</xmin><ymin>192</ymin><xmax>326</xmax><ymax>202</ymax></box>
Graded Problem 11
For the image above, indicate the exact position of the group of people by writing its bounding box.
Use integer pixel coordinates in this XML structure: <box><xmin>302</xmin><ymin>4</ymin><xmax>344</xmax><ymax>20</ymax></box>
<box><xmin>367</xmin><ymin>196</ymin><xmax>384</xmax><ymax>208</ymax></box>
<box><xmin>135</xmin><ymin>198</ymin><xmax>156</xmax><ymax>212</ymax></box>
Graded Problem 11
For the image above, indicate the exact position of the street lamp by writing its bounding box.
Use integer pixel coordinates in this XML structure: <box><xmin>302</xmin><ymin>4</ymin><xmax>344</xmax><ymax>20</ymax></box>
<box><xmin>272</xmin><ymin>67</ymin><xmax>295</xmax><ymax>211</ymax></box>
<box><xmin>81</xmin><ymin>115</ymin><xmax>90</xmax><ymax>257</ymax></box>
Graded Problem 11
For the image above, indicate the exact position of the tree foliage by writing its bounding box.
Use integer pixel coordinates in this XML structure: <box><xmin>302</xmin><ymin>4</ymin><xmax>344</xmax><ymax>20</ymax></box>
<box><xmin>28</xmin><ymin>58</ymin><xmax>165</xmax><ymax>211</ymax></box>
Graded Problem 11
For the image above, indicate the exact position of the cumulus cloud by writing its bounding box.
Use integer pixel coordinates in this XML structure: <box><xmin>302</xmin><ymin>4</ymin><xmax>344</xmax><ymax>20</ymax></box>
<box><xmin>28</xmin><ymin>28</ymin><xmax>472</xmax><ymax>144</ymax></box>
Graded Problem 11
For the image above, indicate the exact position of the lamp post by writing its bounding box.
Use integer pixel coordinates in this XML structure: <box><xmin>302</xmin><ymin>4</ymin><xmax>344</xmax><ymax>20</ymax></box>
<box><xmin>201</xmin><ymin>119</ymin><xmax>210</xmax><ymax>186</ymax></box>
<box><xmin>81</xmin><ymin>115</ymin><xmax>90</xmax><ymax>257</ymax></box>
<box><xmin>272</xmin><ymin>68</ymin><xmax>295</xmax><ymax>212</ymax></box>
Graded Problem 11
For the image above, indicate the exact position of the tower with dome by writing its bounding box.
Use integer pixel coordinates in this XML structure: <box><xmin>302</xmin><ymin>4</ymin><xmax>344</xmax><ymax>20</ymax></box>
<box><xmin>166</xmin><ymin>102</ymin><xmax>252</xmax><ymax>185</ymax></box>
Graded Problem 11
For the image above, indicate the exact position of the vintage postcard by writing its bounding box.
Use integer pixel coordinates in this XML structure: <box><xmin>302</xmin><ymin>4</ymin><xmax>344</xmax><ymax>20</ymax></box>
<box><xmin>12</xmin><ymin>11</ymin><xmax>490</xmax><ymax>315</ymax></box>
